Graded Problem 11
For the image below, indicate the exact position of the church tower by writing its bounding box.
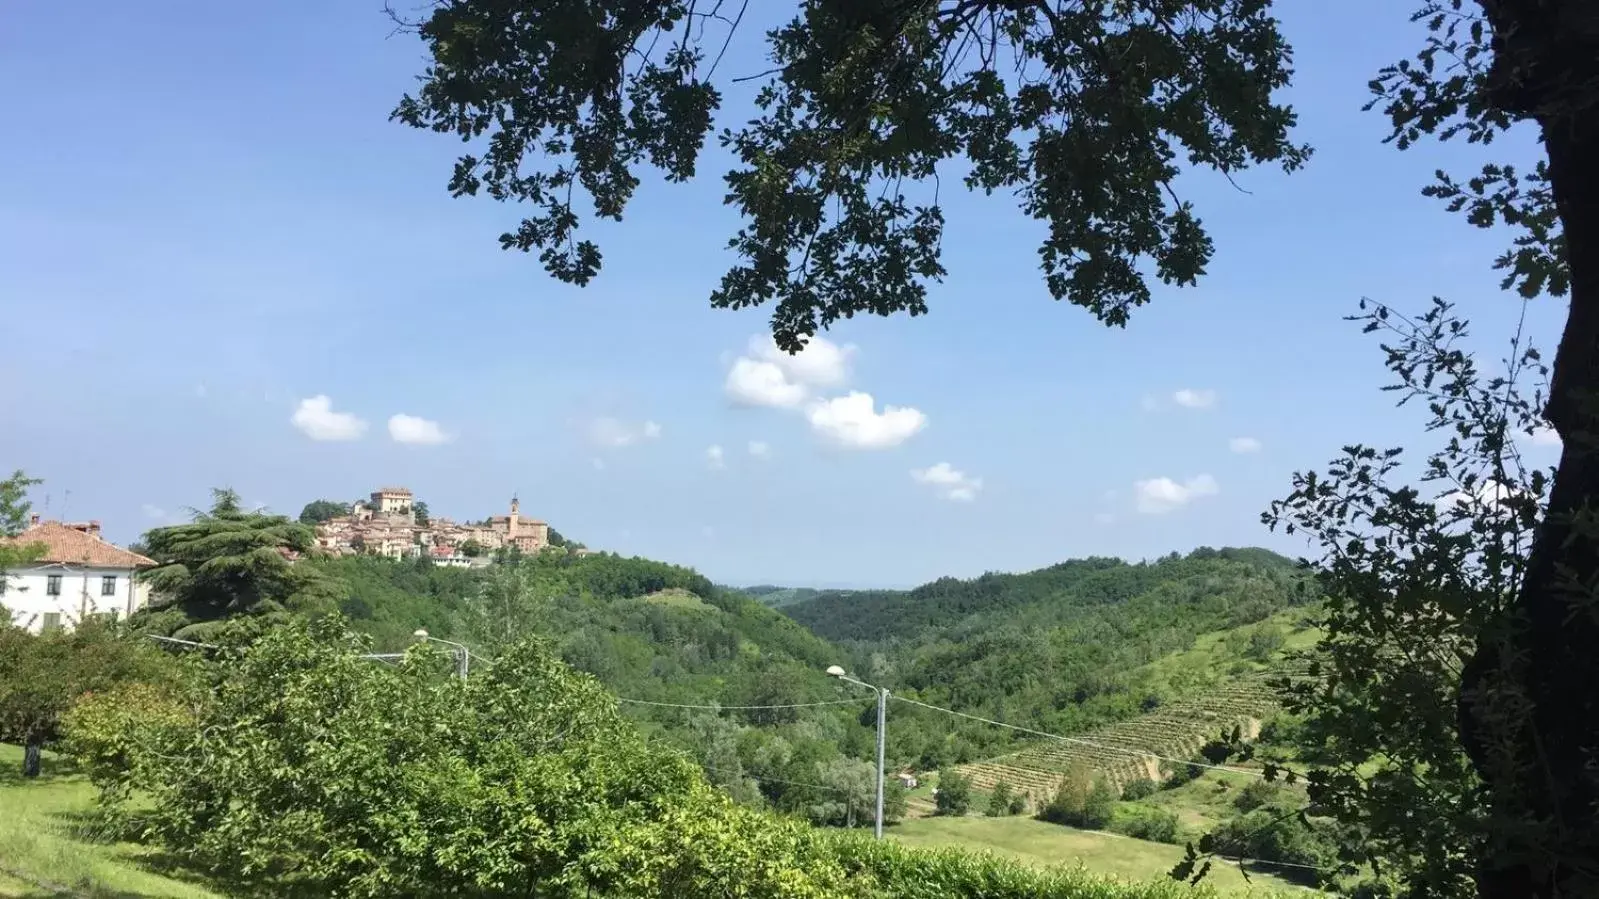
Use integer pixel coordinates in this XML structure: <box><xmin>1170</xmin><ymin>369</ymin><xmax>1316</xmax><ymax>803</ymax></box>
<box><xmin>508</xmin><ymin>495</ymin><xmax>519</xmax><ymax>536</ymax></box>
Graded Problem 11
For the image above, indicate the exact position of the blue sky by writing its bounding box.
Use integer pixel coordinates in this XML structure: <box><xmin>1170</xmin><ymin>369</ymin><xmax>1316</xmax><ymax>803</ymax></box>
<box><xmin>0</xmin><ymin>1</ymin><xmax>1567</xmax><ymax>588</ymax></box>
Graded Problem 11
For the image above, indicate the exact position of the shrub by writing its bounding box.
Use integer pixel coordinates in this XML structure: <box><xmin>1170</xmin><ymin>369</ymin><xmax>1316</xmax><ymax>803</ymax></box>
<box><xmin>1233</xmin><ymin>779</ymin><xmax>1280</xmax><ymax>812</ymax></box>
<box><xmin>1116</xmin><ymin>807</ymin><xmax>1180</xmax><ymax>844</ymax></box>
<box><xmin>1212</xmin><ymin>808</ymin><xmax>1337</xmax><ymax>886</ymax></box>
<box><xmin>1039</xmin><ymin>765</ymin><xmax>1116</xmax><ymax>830</ymax></box>
<box><xmin>1162</xmin><ymin>761</ymin><xmax>1203</xmax><ymax>789</ymax></box>
<box><xmin>63</xmin><ymin>682</ymin><xmax>198</xmax><ymax>807</ymax></box>
<box><xmin>1198</xmin><ymin>739</ymin><xmax>1235</xmax><ymax>765</ymax></box>
<box><xmin>1245</xmin><ymin>623</ymin><xmax>1287</xmax><ymax>660</ymax></box>
<box><xmin>935</xmin><ymin>769</ymin><xmax>972</xmax><ymax>816</ymax></box>
<box><xmin>1121</xmin><ymin>777</ymin><xmax>1159</xmax><ymax>801</ymax></box>
<box><xmin>987</xmin><ymin>780</ymin><xmax>1017</xmax><ymax>816</ymax></box>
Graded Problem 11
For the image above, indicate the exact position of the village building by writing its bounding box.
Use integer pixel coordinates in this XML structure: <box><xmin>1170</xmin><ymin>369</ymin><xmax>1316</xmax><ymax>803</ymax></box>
<box><xmin>313</xmin><ymin>490</ymin><xmax>556</xmax><ymax>562</ymax></box>
<box><xmin>487</xmin><ymin>496</ymin><xmax>549</xmax><ymax>553</ymax></box>
<box><xmin>0</xmin><ymin>518</ymin><xmax>156</xmax><ymax>633</ymax></box>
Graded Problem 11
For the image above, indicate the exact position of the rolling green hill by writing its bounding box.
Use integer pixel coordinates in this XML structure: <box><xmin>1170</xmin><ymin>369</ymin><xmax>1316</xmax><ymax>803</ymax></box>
<box><xmin>739</xmin><ymin>585</ymin><xmax>841</xmax><ymax>608</ymax></box>
<box><xmin>771</xmin><ymin>548</ymin><xmax>1317</xmax><ymax>768</ymax></box>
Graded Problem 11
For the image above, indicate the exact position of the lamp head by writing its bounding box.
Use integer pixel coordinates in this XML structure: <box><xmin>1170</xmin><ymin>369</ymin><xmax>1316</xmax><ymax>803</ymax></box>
<box><xmin>825</xmin><ymin>665</ymin><xmax>846</xmax><ymax>678</ymax></box>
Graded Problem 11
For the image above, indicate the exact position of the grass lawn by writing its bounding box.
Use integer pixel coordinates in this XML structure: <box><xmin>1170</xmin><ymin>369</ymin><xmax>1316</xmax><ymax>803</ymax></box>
<box><xmin>0</xmin><ymin>745</ymin><xmax>219</xmax><ymax>899</ymax></box>
<box><xmin>888</xmin><ymin>814</ymin><xmax>1315</xmax><ymax>897</ymax></box>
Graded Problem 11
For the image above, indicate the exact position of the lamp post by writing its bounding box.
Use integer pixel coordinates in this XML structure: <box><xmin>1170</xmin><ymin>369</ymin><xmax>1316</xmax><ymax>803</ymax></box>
<box><xmin>828</xmin><ymin>665</ymin><xmax>888</xmax><ymax>839</ymax></box>
<box><xmin>413</xmin><ymin>629</ymin><xmax>470</xmax><ymax>681</ymax></box>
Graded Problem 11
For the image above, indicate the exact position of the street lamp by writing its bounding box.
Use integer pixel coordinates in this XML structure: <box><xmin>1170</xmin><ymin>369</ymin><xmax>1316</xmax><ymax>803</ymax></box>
<box><xmin>829</xmin><ymin>665</ymin><xmax>888</xmax><ymax>839</ymax></box>
<box><xmin>413</xmin><ymin>629</ymin><xmax>470</xmax><ymax>681</ymax></box>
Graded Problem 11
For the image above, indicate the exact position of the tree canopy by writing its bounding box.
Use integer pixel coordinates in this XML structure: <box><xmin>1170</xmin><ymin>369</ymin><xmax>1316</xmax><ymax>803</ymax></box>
<box><xmin>136</xmin><ymin>489</ymin><xmax>338</xmax><ymax>641</ymax></box>
<box><xmin>297</xmin><ymin>499</ymin><xmax>350</xmax><ymax>525</ymax></box>
<box><xmin>391</xmin><ymin>0</ymin><xmax>1308</xmax><ymax>350</ymax></box>
<box><xmin>0</xmin><ymin>470</ymin><xmax>43</xmax><ymax>578</ymax></box>
<box><xmin>391</xmin><ymin>3</ymin><xmax>1599</xmax><ymax>894</ymax></box>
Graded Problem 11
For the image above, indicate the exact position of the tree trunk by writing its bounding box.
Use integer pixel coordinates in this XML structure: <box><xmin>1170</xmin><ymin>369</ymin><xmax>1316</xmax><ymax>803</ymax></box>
<box><xmin>21</xmin><ymin>738</ymin><xmax>41</xmax><ymax>778</ymax></box>
<box><xmin>1462</xmin><ymin>3</ymin><xmax>1599</xmax><ymax>897</ymax></box>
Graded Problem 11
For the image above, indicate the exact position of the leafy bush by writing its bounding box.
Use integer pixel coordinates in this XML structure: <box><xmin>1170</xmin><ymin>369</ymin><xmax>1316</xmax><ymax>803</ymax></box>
<box><xmin>936</xmin><ymin>769</ymin><xmax>972</xmax><ymax>816</ymax></box>
<box><xmin>1211</xmin><ymin>808</ymin><xmax>1337</xmax><ymax>886</ymax></box>
<box><xmin>1233</xmin><ymin>779</ymin><xmax>1281</xmax><ymax>812</ymax></box>
<box><xmin>88</xmin><ymin>618</ymin><xmax>850</xmax><ymax>897</ymax></box>
<box><xmin>1162</xmin><ymin>761</ymin><xmax>1203</xmax><ymax>789</ymax></box>
<box><xmin>1246</xmin><ymin>623</ymin><xmax>1287</xmax><ymax>660</ymax></box>
<box><xmin>1198</xmin><ymin>739</ymin><xmax>1235</xmax><ymax>765</ymax></box>
<box><xmin>64</xmin><ymin>681</ymin><xmax>198</xmax><ymax>807</ymax></box>
<box><xmin>1121</xmin><ymin>777</ymin><xmax>1159</xmax><ymax>801</ymax></box>
<box><xmin>987</xmin><ymin>780</ymin><xmax>1017</xmax><ymax>816</ymax></box>
<box><xmin>1115</xmin><ymin>807</ymin><xmax>1180</xmax><ymax>844</ymax></box>
<box><xmin>0</xmin><ymin>619</ymin><xmax>181</xmax><ymax>777</ymax></box>
<box><xmin>1040</xmin><ymin>765</ymin><xmax>1117</xmax><ymax>830</ymax></box>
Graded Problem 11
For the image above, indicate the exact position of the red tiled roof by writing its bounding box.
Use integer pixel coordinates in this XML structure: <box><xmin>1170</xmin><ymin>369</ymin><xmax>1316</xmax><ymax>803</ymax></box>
<box><xmin>1</xmin><ymin>521</ymin><xmax>156</xmax><ymax>569</ymax></box>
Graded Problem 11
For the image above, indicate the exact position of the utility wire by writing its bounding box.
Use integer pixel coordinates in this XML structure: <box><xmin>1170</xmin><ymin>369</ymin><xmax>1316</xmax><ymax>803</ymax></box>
<box><xmin>889</xmin><ymin>695</ymin><xmax>1264</xmax><ymax>779</ymax></box>
<box><xmin>618</xmin><ymin>697</ymin><xmax>865</xmax><ymax>711</ymax></box>
<box><xmin>700</xmin><ymin>764</ymin><xmax>851</xmax><ymax>795</ymax></box>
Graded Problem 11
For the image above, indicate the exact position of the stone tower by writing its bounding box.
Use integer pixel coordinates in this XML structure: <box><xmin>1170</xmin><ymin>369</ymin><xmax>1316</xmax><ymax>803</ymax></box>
<box><xmin>508</xmin><ymin>495</ymin><xmax>519</xmax><ymax>536</ymax></box>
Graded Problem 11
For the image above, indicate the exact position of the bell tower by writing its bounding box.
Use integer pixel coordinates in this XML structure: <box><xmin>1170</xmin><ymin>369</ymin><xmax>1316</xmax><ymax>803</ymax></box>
<box><xmin>508</xmin><ymin>494</ymin><xmax>520</xmax><ymax>535</ymax></box>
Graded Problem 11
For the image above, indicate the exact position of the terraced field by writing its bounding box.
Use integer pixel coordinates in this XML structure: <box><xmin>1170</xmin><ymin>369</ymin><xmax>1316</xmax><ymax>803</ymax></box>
<box><xmin>955</xmin><ymin>670</ymin><xmax>1298</xmax><ymax>806</ymax></box>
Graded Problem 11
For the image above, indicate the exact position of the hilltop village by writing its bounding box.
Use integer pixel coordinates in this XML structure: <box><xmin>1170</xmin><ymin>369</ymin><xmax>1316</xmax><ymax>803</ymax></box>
<box><xmin>312</xmin><ymin>487</ymin><xmax>586</xmax><ymax>566</ymax></box>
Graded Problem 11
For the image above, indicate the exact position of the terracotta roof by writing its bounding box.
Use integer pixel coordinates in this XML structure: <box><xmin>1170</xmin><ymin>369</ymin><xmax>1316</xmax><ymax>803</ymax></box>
<box><xmin>2</xmin><ymin>521</ymin><xmax>156</xmax><ymax>569</ymax></box>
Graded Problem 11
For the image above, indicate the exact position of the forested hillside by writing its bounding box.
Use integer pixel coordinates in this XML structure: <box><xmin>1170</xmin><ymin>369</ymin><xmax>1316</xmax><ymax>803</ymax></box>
<box><xmin>777</xmin><ymin>548</ymin><xmax>1317</xmax><ymax>762</ymax></box>
<box><xmin>740</xmin><ymin>585</ymin><xmax>841</xmax><ymax>608</ymax></box>
<box><xmin>302</xmin><ymin>551</ymin><xmax>896</xmax><ymax>827</ymax></box>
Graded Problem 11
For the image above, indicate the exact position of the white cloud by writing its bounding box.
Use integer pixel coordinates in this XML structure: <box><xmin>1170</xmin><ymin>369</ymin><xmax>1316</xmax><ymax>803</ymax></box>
<box><xmin>911</xmin><ymin>463</ymin><xmax>983</xmax><ymax>502</ymax></box>
<box><xmin>1094</xmin><ymin>512</ymin><xmax>1117</xmax><ymax>525</ymax></box>
<box><xmin>724</xmin><ymin>334</ymin><xmax>855</xmax><ymax>408</ymax></box>
<box><xmin>806</xmin><ymin>391</ymin><xmax>927</xmax><ymax>449</ymax></box>
<box><xmin>725</xmin><ymin>358</ymin><xmax>809</xmax><ymax>408</ymax></box>
<box><xmin>706</xmin><ymin>444</ymin><xmax>726</xmax><ymax>470</ymax></box>
<box><xmin>1133</xmin><ymin>474</ymin><xmax>1220</xmax><ymax>514</ymax></box>
<box><xmin>751</xmin><ymin>334</ymin><xmax>854</xmax><ymax>388</ymax></box>
<box><xmin>1229</xmin><ymin>436</ymin><xmax>1263</xmax><ymax>454</ymax></box>
<box><xmin>1172</xmin><ymin>388</ymin><xmax>1217</xmax><ymax>410</ymax></box>
<box><xmin>1140</xmin><ymin>394</ymin><xmax>1161</xmax><ymax>412</ymax></box>
<box><xmin>592</xmin><ymin>458</ymin><xmax>606</xmax><ymax>471</ymax></box>
<box><xmin>388</xmin><ymin>414</ymin><xmax>452</xmax><ymax>446</ymax></box>
<box><xmin>291</xmin><ymin>395</ymin><xmax>367</xmax><ymax>441</ymax></box>
<box><xmin>141</xmin><ymin>504</ymin><xmax>167</xmax><ymax>520</ymax></box>
<box><xmin>193</xmin><ymin>383</ymin><xmax>208</xmax><ymax>399</ymax></box>
<box><xmin>1527</xmin><ymin>425</ymin><xmax>1561</xmax><ymax>448</ymax></box>
<box><xmin>588</xmin><ymin>417</ymin><xmax>661</xmax><ymax>449</ymax></box>
<box><xmin>747</xmin><ymin>440</ymin><xmax>771</xmax><ymax>458</ymax></box>
<box><xmin>1436</xmin><ymin>480</ymin><xmax>1531</xmax><ymax>516</ymax></box>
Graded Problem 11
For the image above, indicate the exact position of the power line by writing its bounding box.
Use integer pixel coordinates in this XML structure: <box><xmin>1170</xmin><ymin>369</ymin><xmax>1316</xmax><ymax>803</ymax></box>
<box><xmin>1214</xmin><ymin>855</ymin><xmax>1325</xmax><ymax>873</ymax></box>
<box><xmin>889</xmin><ymin>695</ymin><xmax>1264</xmax><ymax>779</ymax></box>
<box><xmin>618</xmin><ymin>697</ymin><xmax>864</xmax><ymax>711</ymax></box>
<box><xmin>700</xmin><ymin>764</ymin><xmax>851</xmax><ymax>794</ymax></box>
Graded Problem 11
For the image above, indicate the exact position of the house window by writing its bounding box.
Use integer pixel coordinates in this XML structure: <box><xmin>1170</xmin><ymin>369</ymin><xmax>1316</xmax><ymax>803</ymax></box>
<box><xmin>41</xmin><ymin>612</ymin><xmax>62</xmax><ymax>633</ymax></box>
<box><xmin>102</xmin><ymin>575</ymin><xmax>117</xmax><ymax>596</ymax></box>
<box><xmin>46</xmin><ymin>575</ymin><xmax>62</xmax><ymax>596</ymax></box>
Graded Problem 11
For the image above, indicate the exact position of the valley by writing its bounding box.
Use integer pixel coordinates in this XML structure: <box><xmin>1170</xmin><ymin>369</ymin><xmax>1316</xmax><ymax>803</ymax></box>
<box><xmin>5</xmin><ymin>507</ymin><xmax>1336</xmax><ymax>896</ymax></box>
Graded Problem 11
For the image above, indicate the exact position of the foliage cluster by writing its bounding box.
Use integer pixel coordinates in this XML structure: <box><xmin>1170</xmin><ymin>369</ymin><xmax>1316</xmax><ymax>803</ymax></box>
<box><xmin>0</xmin><ymin>619</ymin><xmax>182</xmax><ymax>777</ymax></box>
<box><xmin>66</xmin><ymin>616</ymin><xmax>1218</xmax><ymax>899</ymax></box>
<box><xmin>784</xmin><ymin>549</ymin><xmax>1314</xmax><ymax>765</ymax></box>
<box><xmin>935</xmin><ymin>769</ymin><xmax>972</xmax><ymax>816</ymax></box>
<box><xmin>135</xmin><ymin>490</ymin><xmax>339</xmax><ymax>642</ymax></box>
<box><xmin>1039</xmin><ymin>764</ymin><xmax>1118</xmax><ymax>831</ymax></box>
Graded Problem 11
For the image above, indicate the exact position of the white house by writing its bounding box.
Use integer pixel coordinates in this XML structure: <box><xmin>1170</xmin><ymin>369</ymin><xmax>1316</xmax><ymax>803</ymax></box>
<box><xmin>0</xmin><ymin>518</ymin><xmax>156</xmax><ymax>633</ymax></box>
